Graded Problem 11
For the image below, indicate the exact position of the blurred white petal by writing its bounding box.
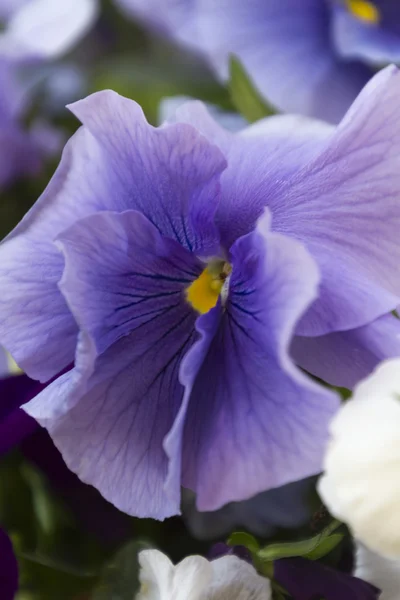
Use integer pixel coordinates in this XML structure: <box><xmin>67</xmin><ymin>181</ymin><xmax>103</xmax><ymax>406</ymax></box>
<box><xmin>136</xmin><ymin>550</ymin><xmax>271</xmax><ymax>599</ymax></box>
<box><xmin>0</xmin><ymin>0</ymin><xmax>98</xmax><ymax>59</ymax></box>
<box><xmin>356</xmin><ymin>544</ymin><xmax>400</xmax><ymax>600</ymax></box>
<box><xmin>318</xmin><ymin>358</ymin><xmax>400</xmax><ymax>558</ymax></box>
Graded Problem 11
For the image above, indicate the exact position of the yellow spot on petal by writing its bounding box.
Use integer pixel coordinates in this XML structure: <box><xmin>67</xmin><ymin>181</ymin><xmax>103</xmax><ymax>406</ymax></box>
<box><xmin>186</xmin><ymin>261</ymin><xmax>231</xmax><ymax>315</ymax></box>
<box><xmin>346</xmin><ymin>0</ymin><xmax>380</xmax><ymax>24</ymax></box>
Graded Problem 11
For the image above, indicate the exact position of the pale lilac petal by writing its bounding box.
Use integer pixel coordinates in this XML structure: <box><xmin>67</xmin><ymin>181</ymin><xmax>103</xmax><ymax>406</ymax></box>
<box><xmin>291</xmin><ymin>314</ymin><xmax>400</xmax><ymax>390</ymax></box>
<box><xmin>171</xmin><ymin>100</ymin><xmax>334</xmax><ymax>248</ymax></box>
<box><xmin>67</xmin><ymin>91</ymin><xmax>226</xmax><ymax>255</ymax></box>
<box><xmin>180</xmin><ymin>211</ymin><xmax>339</xmax><ymax>510</ymax></box>
<box><xmin>24</xmin><ymin>211</ymin><xmax>204</xmax><ymax>518</ymax></box>
<box><xmin>0</xmin><ymin>234</ymin><xmax>78</xmax><ymax>381</ymax></box>
<box><xmin>270</xmin><ymin>66</ymin><xmax>400</xmax><ymax>336</ymax></box>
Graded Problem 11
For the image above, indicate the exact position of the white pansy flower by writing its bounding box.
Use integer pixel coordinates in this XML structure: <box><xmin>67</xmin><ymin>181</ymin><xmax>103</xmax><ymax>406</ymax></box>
<box><xmin>136</xmin><ymin>549</ymin><xmax>271</xmax><ymax>600</ymax></box>
<box><xmin>0</xmin><ymin>0</ymin><xmax>98</xmax><ymax>60</ymax></box>
<box><xmin>318</xmin><ymin>358</ymin><xmax>400</xmax><ymax>558</ymax></box>
<box><xmin>356</xmin><ymin>544</ymin><xmax>399</xmax><ymax>600</ymax></box>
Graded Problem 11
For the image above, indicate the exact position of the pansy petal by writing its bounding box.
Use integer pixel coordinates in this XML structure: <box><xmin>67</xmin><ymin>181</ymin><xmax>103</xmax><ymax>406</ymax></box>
<box><xmin>0</xmin><ymin>0</ymin><xmax>99</xmax><ymax>59</ymax></box>
<box><xmin>291</xmin><ymin>314</ymin><xmax>400</xmax><ymax>390</ymax></box>
<box><xmin>0</xmin><ymin>233</ymin><xmax>78</xmax><ymax>381</ymax></box>
<box><xmin>0</xmin><ymin>92</ymin><xmax>225</xmax><ymax>380</ymax></box>
<box><xmin>332</xmin><ymin>7</ymin><xmax>400</xmax><ymax>65</ymax></box>
<box><xmin>190</xmin><ymin>0</ymin><xmax>371</xmax><ymax>122</ymax></box>
<box><xmin>68</xmin><ymin>91</ymin><xmax>226</xmax><ymax>254</ymax></box>
<box><xmin>270</xmin><ymin>66</ymin><xmax>400</xmax><ymax>335</ymax></box>
<box><xmin>24</xmin><ymin>211</ymin><xmax>204</xmax><ymax>518</ymax></box>
<box><xmin>181</xmin><ymin>211</ymin><xmax>339</xmax><ymax>510</ymax></box>
<box><xmin>56</xmin><ymin>210</ymin><xmax>204</xmax><ymax>355</ymax></box>
<box><xmin>171</xmin><ymin>100</ymin><xmax>334</xmax><ymax>248</ymax></box>
<box><xmin>137</xmin><ymin>550</ymin><xmax>175</xmax><ymax>600</ymax></box>
<box><xmin>208</xmin><ymin>555</ymin><xmax>271</xmax><ymax>600</ymax></box>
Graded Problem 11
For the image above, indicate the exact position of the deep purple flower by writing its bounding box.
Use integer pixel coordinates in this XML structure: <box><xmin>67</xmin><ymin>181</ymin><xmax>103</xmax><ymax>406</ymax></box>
<box><xmin>0</xmin><ymin>529</ymin><xmax>18</xmax><ymax>600</ymax></box>
<box><xmin>274</xmin><ymin>557</ymin><xmax>380</xmax><ymax>600</ymax></box>
<box><xmin>117</xmin><ymin>0</ymin><xmax>400</xmax><ymax>123</ymax></box>
<box><xmin>2</xmin><ymin>67</ymin><xmax>400</xmax><ymax>519</ymax></box>
<box><xmin>0</xmin><ymin>349</ymin><xmax>42</xmax><ymax>453</ymax></box>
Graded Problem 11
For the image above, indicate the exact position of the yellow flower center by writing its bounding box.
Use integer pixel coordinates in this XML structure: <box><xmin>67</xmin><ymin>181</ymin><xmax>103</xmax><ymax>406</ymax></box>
<box><xmin>186</xmin><ymin>260</ymin><xmax>231</xmax><ymax>314</ymax></box>
<box><xmin>346</xmin><ymin>0</ymin><xmax>380</xmax><ymax>24</ymax></box>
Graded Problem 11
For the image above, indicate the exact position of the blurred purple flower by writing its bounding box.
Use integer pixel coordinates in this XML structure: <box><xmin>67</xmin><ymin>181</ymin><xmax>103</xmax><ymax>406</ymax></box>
<box><xmin>274</xmin><ymin>557</ymin><xmax>380</xmax><ymax>600</ymax></box>
<box><xmin>0</xmin><ymin>0</ymin><xmax>98</xmax><ymax>189</ymax></box>
<box><xmin>117</xmin><ymin>0</ymin><xmax>400</xmax><ymax>123</ymax></box>
<box><xmin>2</xmin><ymin>67</ymin><xmax>400</xmax><ymax>519</ymax></box>
<box><xmin>0</xmin><ymin>529</ymin><xmax>18</xmax><ymax>600</ymax></box>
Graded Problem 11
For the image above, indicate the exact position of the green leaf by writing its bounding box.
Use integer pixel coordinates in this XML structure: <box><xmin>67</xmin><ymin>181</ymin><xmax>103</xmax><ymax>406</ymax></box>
<box><xmin>257</xmin><ymin>519</ymin><xmax>342</xmax><ymax>562</ymax></box>
<box><xmin>227</xmin><ymin>532</ymin><xmax>260</xmax><ymax>554</ymax></box>
<box><xmin>92</xmin><ymin>540</ymin><xmax>152</xmax><ymax>600</ymax></box>
<box><xmin>229</xmin><ymin>56</ymin><xmax>275</xmax><ymax>122</ymax></box>
<box><xmin>304</xmin><ymin>534</ymin><xmax>344</xmax><ymax>561</ymax></box>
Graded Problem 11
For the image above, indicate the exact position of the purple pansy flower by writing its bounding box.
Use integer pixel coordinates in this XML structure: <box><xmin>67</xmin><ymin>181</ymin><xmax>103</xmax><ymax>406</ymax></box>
<box><xmin>3</xmin><ymin>66</ymin><xmax>400</xmax><ymax>519</ymax></box>
<box><xmin>0</xmin><ymin>529</ymin><xmax>18</xmax><ymax>600</ymax></box>
<box><xmin>117</xmin><ymin>0</ymin><xmax>400</xmax><ymax>123</ymax></box>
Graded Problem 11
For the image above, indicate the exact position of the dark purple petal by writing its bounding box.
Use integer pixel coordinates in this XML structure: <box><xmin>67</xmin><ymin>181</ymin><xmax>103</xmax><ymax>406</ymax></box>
<box><xmin>0</xmin><ymin>91</ymin><xmax>225</xmax><ymax>381</ymax></box>
<box><xmin>180</xmin><ymin>211</ymin><xmax>339</xmax><ymax>510</ymax></box>
<box><xmin>23</xmin><ymin>211</ymin><xmax>204</xmax><ymax>518</ymax></box>
<box><xmin>0</xmin><ymin>374</ymin><xmax>43</xmax><ymax>454</ymax></box>
<box><xmin>0</xmin><ymin>529</ymin><xmax>18</xmax><ymax>600</ymax></box>
<box><xmin>274</xmin><ymin>557</ymin><xmax>380</xmax><ymax>600</ymax></box>
<box><xmin>291</xmin><ymin>313</ymin><xmax>400</xmax><ymax>389</ymax></box>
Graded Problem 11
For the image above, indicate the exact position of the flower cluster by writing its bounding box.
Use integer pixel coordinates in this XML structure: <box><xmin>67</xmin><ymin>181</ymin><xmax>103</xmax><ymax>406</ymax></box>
<box><xmin>2</xmin><ymin>1</ymin><xmax>400</xmax><ymax>599</ymax></box>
